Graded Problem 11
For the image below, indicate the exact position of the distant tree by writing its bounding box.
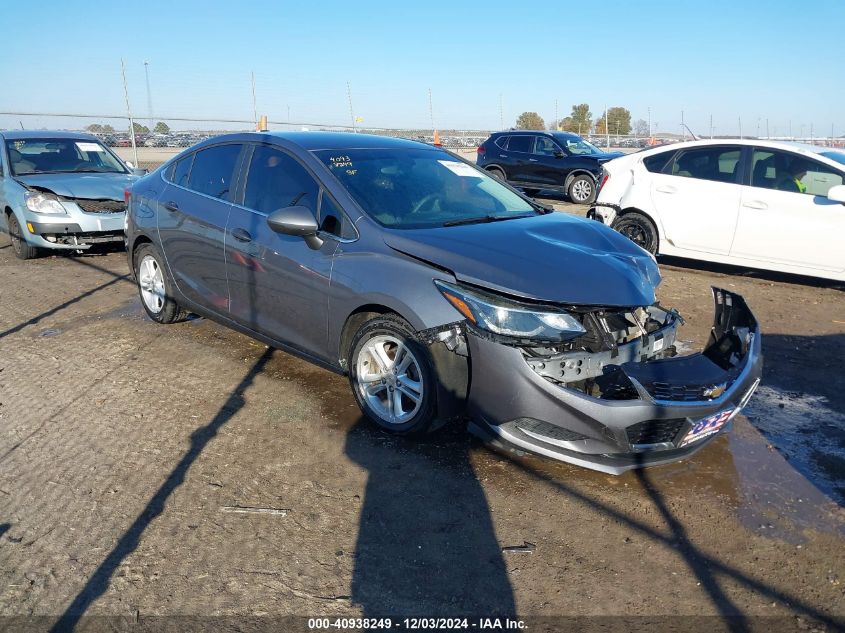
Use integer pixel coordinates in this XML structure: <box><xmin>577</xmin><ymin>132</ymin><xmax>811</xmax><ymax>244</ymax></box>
<box><xmin>131</xmin><ymin>122</ymin><xmax>150</xmax><ymax>134</ymax></box>
<box><xmin>86</xmin><ymin>124</ymin><xmax>104</xmax><ymax>133</ymax></box>
<box><xmin>595</xmin><ymin>107</ymin><xmax>632</xmax><ymax>136</ymax></box>
<box><xmin>102</xmin><ymin>124</ymin><xmax>115</xmax><ymax>133</ymax></box>
<box><xmin>633</xmin><ymin>119</ymin><xmax>649</xmax><ymax>137</ymax></box>
<box><xmin>153</xmin><ymin>121</ymin><xmax>170</xmax><ymax>134</ymax></box>
<box><xmin>515</xmin><ymin>112</ymin><xmax>545</xmax><ymax>130</ymax></box>
<box><xmin>566</xmin><ymin>104</ymin><xmax>592</xmax><ymax>135</ymax></box>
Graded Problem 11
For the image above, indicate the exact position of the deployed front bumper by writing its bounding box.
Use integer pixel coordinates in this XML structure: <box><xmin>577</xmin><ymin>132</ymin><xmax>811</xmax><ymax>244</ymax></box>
<box><xmin>467</xmin><ymin>288</ymin><xmax>762</xmax><ymax>474</ymax></box>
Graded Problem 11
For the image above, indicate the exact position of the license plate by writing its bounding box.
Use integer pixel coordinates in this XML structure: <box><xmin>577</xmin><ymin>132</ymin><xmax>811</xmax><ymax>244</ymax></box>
<box><xmin>679</xmin><ymin>409</ymin><xmax>735</xmax><ymax>447</ymax></box>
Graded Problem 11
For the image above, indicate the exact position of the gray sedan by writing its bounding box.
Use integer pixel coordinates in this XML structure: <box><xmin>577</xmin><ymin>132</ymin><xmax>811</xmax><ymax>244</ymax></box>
<box><xmin>0</xmin><ymin>131</ymin><xmax>140</xmax><ymax>259</ymax></box>
<box><xmin>125</xmin><ymin>132</ymin><xmax>762</xmax><ymax>474</ymax></box>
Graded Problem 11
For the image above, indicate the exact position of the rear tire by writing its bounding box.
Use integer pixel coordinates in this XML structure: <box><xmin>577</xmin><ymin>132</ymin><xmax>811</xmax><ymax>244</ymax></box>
<box><xmin>613</xmin><ymin>212</ymin><xmax>659</xmax><ymax>255</ymax></box>
<box><xmin>8</xmin><ymin>214</ymin><xmax>39</xmax><ymax>260</ymax></box>
<box><xmin>487</xmin><ymin>166</ymin><xmax>508</xmax><ymax>182</ymax></box>
<box><xmin>348</xmin><ymin>314</ymin><xmax>438</xmax><ymax>436</ymax></box>
<box><xmin>133</xmin><ymin>243</ymin><xmax>187</xmax><ymax>323</ymax></box>
<box><xmin>568</xmin><ymin>175</ymin><xmax>596</xmax><ymax>204</ymax></box>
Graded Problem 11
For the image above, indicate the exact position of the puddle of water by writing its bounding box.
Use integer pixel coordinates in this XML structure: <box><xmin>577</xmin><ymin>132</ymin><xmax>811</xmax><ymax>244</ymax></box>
<box><xmin>742</xmin><ymin>385</ymin><xmax>845</xmax><ymax>506</ymax></box>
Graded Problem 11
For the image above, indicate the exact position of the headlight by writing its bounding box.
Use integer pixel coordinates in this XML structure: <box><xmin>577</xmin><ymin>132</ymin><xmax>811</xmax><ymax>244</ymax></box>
<box><xmin>434</xmin><ymin>280</ymin><xmax>586</xmax><ymax>342</ymax></box>
<box><xmin>24</xmin><ymin>192</ymin><xmax>68</xmax><ymax>215</ymax></box>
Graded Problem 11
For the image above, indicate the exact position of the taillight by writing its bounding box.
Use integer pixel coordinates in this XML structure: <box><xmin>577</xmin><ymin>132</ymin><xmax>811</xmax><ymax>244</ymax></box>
<box><xmin>599</xmin><ymin>172</ymin><xmax>610</xmax><ymax>189</ymax></box>
<box><xmin>477</xmin><ymin>145</ymin><xmax>486</xmax><ymax>155</ymax></box>
<box><xmin>124</xmin><ymin>188</ymin><xmax>131</xmax><ymax>203</ymax></box>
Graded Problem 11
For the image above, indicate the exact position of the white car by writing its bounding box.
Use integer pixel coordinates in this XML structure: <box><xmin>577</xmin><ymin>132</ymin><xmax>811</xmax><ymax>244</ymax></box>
<box><xmin>588</xmin><ymin>139</ymin><xmax>845</xmax><ymax>281</ymax></box>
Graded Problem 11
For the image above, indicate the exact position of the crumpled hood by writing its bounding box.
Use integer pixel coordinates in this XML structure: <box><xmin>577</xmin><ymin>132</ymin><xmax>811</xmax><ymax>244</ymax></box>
<box><xmin>16</xmin><ymin>172</ymin><xmax>138</xmax><ymax>200</ymax></box>
<box><xmin>590</xmin><ymin>151</ymin><xmax>625</xmax><ymax>162</ymax></box>
<box><xmin>383</xmin><ymin>213</ymin><xmax>661</xmax><ymax>307</ymax></box>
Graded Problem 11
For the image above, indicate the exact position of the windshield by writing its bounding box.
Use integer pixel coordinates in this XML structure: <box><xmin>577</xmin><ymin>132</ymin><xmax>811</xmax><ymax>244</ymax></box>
<box><xmin>6</xmin><ymin>138</ymin><xmax>127</xmax><ymax>176</ymax></box>
<box><xmin>554</xmin><ymin>135</ymin><xmax>602</xmax><ymax>156</ymax></box>
<box><xmin>820</xmin><ymin>151</ymin><xmax>845</xmax><ymax>166</ymax></box>
<box><xmin>315</xmin><ymin>147</ymin><xmax>537</xmax><ymax>229</ymax></box>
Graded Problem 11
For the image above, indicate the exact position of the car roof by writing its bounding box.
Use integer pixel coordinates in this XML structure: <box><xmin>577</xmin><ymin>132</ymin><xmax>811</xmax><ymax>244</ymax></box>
<box><xmin>191</xmin><ymin>131</ymin><xmax>433</xmax><ymax>152</ymax></box>
<box><xmin>1</xmin><ymin>130</ymin><xmax>100</xmax><ymax>141</ymax></box>
<box><xmin>632</xmin><ymin>138</ymin><xmax>845</xmax><ymax>166</ymax></box>
<box><xmin>492</xmin><ymin>130</ymin><xmax>573</xmax><ymax>137</ymax></box>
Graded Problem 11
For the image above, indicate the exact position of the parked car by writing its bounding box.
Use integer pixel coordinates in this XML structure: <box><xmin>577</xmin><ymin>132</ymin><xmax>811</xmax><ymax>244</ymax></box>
<box><xmin>588</xmin><ymin>139</ymin><xmax>845</xmax><ymax>281</ymax></box>
<box><xmin>0</xmin><ymin>131</ymin><xmax>143</xmax><ymax>259</ymax></box>
<box><xmin>476</xmin><ymin>131</ymin><xmax>623</xmax><ymax>204</ymax></box>
<box><xmin>126</xmin><ymin>132</ymin><xmax>761</xmax><ymax>474</ymax></box>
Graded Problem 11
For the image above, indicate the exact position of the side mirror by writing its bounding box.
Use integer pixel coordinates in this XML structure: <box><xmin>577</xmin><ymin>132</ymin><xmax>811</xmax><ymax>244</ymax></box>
<box><xmin>554</xmin><ymin>150</ymin><xmax>564</xmax><ymax>158</ymax></box>
<box><xmin>827</xmin><ymin>184</ymin><xmax>845</xmax><ymax>204</ymax></box>
<box><xmin>267</xmin><ymin>205</ymin><xmax>323</xmax><ymax>249</ymax></box>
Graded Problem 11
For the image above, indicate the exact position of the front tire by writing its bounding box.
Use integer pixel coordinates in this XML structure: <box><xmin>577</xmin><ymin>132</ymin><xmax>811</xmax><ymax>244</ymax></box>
<box><xmin>568</xmin><ymin>174</ymin><xmax>596</xmax><ymax>204</ymax></box>
<box><xmin>133</xmin><ymin>243</ymin><xmax>186</xmax><ymax>323</ymax></box>
<box><xmin>348</xmin><ymin>314</ymin><xmax>437</xmax><ymax>435</ymax></box>
<box><xmin>8</xmin><ymin>214</ymin><xmax>39</xmax><ymax>260</ymax></box>
<box><xmin>613</xmin><ymin>212</ymin><xmax>659</xmax><ymax>255</ymax></box>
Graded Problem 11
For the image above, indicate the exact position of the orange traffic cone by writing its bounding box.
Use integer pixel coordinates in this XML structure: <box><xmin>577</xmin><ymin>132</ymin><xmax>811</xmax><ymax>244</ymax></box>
<box><xmin>433</xmin><ymin>130</ymin><xmax>441</xmax><ymax>146</ymax></box>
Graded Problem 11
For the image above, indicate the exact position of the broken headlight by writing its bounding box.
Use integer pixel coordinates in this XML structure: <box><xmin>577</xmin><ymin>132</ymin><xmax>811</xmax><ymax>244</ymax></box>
<box><xmin>24</xmin><ymin>192</ymin><xmax>68</xmax><ymax>215</ymax></box>
<box><xmin>435</xmin><ymin>280</ymin><xmax>586</xmax><ymax>342</ymax></box>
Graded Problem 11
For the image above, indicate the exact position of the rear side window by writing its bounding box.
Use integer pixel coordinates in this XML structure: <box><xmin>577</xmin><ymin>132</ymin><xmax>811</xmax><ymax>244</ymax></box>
<box><xmin>243</xmin><ymin>145</ymin><xmax>319</xmax><ymax>215</ymax></box>
<box><xmin>507</xmin><ymin>136</ymin><xmax>533</xmax><ymax>153</ymax></box>
<box><xmin>671</xmin><ymin>147</ymin><xmax>741</xmax><ymax>184</ymax></box>
<box><xmin>170</xmin><ymin>154</ymin><xmax>194</xmax><ymax>187</ymax></box>
<box><xmin>187</xmin><ymin>144</ymin><xmax>242</xmax><ymax>200</ymax></box>
<box><xmin>643</xmin><ymin>150</ymin><xmax>676</xmax><ymax>173</ymax></box>
<box><xmin>494</xmin><ymin>136</ymin><xmax>509</xmax><ymax>150</ymax></box>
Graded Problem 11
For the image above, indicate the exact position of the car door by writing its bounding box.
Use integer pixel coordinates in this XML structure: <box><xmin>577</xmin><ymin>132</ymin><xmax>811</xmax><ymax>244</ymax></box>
<box><xmin>157</xmin><ymin>143</ymin><xmax>245</xmax><ymax>311</ymax></box>
<box><xmin>648</xmin><ymin>145</ymin><xmax>744</xmax><ymax>254</ymax></box>
<box><xmin>529</xmin><ymin>136</ymin><xmax>568</xmax><ymax>187</ymax></box>
<box><xmin>730</xmin><ymin>148</ymin><xmax>845</xmax><ymax>273</ymax></box>
<box><xmin>225</xmin><ymin>143</ymin><xmax>338</xmax><ymax>357</ymax></box>
<box><xmin>502</xmin><ymin>135</ymin><xmax>535</xmax><ymax>184</ymax></box>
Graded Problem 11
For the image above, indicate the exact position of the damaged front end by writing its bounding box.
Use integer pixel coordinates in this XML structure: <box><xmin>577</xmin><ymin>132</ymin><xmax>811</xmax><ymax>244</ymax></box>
<box><xmin>440</xmin><ymin>283</ymin><xmax>762</xmax><ymax>474</ymax></box>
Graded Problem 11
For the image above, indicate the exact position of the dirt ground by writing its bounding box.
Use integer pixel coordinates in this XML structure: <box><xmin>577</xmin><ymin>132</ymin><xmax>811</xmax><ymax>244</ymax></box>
<box><xmin>0</xmin><ymin>206</ymin><xmax>844</xmax><ymax>632</ymax></box>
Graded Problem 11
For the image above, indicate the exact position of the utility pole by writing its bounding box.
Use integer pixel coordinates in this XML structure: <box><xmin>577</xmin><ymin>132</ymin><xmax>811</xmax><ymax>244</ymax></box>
<box><xmin>144</xmin><ymin>61</ymin><xmax>154</xmax><ymax>130</ymax></box>
<box><xmin>710</xmin><ymin>113</ymin><xmax>713</xmax><ymax>139</ymax></box>
<box><xmin>251</xmin><ymin>72</ymin><xmax>258</xmax><ymax>127</ymax></box>
<box><xmin>428</xmin><ymin>88</ymin><xmax>435</xmax><ymax>132</ymax></box>
<box><xmin>789</xmin><ymin>120</ymin><xmax>792</xmax><ymax>139</ymax></box>
<box><xmin>120</xmin><ymin>58</ymin><xmax>138</xmax><ymax>167</ymax></box>
<box><xmin>739</xmin><ymin>116</ymin><xmax>743</xmax><ymax>139</ymax></box>
<box><xmin>766</xmin><ymin>118</ymin><xmax>769</xmax><ymax>139</ymax></box>
<box><xmin>604</xmin><ymin>104</ymin><xmax>609</xmax><ymax>148</ymax></box>
<box><xmin>647</xmin><ymin>106</ymin><xmax>651</xmax><ymax>138</ymax></box>
<box><xmin>347</xmin><ymin>82</ymin><xmax>356</xmax><ymax>133</ymax></box>
<box><xmin>554</xmin><ymin>99</ymin><xmax>558</xmax><ymax>131</ymax></box>
<box><xmin>810</xmin><ymin>123</ymin><xmax>814</xmax><ymax>143</ymax></box>
<box><xmin>681</xmin><ymin>110</ymin><xmax>685</xmax><ymax>141</ymax></box>
<box><xmin>499</xmin><ymin>93</ymin><xmax>504</xmax><ymax>130</ymax></box>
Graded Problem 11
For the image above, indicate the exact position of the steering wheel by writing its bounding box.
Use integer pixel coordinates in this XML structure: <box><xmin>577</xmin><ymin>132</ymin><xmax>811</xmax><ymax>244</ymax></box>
<box><xmin>410</xmin><ymin>193</ymin><xmax>440</xmax><ymax>215</ymax></box>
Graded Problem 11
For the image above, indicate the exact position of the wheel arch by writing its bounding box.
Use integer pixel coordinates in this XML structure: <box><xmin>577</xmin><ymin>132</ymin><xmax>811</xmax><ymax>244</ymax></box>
<box><xmin>563</xmin><ymin>169</ymin><xmax>597</xmax><ymax>190</ymax></box>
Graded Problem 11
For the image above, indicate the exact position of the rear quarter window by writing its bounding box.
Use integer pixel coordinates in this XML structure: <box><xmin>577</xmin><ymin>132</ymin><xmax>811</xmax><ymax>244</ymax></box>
<box><xmin>643</xmin><ymin>150</ymin><xmax>677</xmax><ymax>173</ymax></box>
<box><xmin>494</xmin><ymin>136</ymin><xmax>509</xmax><ymax>150</ymax></box>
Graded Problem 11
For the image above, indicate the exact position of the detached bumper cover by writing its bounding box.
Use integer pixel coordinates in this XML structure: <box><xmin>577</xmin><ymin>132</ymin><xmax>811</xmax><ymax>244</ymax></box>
<box><xmin>467</xmin><ymin>288</ymin><xmax>762</xmax><ymax>474</ymax></box>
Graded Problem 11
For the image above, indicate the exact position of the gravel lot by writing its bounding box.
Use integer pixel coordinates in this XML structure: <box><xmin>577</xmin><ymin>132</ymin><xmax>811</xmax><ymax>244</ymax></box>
<box><xmin>0</xmin><ymin>205</ymin><xmax>843</xmax><ymax>631</ymax></box>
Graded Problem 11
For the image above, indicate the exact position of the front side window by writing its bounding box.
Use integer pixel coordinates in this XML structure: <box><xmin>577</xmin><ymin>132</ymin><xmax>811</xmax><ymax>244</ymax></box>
<box><xmin>671</xmin><ymin>147</ymin><xmax>741</xmax><ymax>184</ymax></box>
<box><xmin>315</xmin><ymin>147</ymin><xmax>537</xmax><ymax>229</ymax></box>
<box><xmin>318</xmin><ymin>191</ymin><xmax>356</xmax><ymax>239</ymax></box>
<box><xmin>751</xmin><ymin>149</ymin><xmax>844</xmax><ymax>196</ymax></box>
<box><xmin>533</xmin><ymin>136</ymin><xmax>559</xmax><ymax>156</ymax></box>
<box><xmin>506</xmin><ymin>136</ymin><xmax>533</xmax><ymax>153</ymax></box>
<box><xmin>187</xmin><ymin>144</ymin><xmax>242</xmax><ymax>200</ymax></box>
<box><xmin>5</xmin><ymin>138</ymin><xmax>127</xmax><ymax>176</ymax></box>
<box><xmin>243</xmin><ymin>145</ymin><xmax>319</xmax><ymax>215</ymax></box>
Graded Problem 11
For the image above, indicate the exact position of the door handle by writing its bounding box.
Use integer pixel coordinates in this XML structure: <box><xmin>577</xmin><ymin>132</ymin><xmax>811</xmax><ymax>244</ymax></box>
<box><xmin>232</xmin><ymin>228</ymin><xmax>252</xmax><ymax>243</ymax></box>
<box><xmin>742</xmin><ymin>201</ymin><xmax>768</xmax><ymax>210</ymax></box>
<box><xmin>655</xmin><ymin>186</ymin><xmax>677</xmax><ymax>194</ymax></box>
<box><xmin>529</xmin><ymin>158</ymin><xmax>538</xmax><ymax>162</ymax></box>
<box><xmin>163</xmin><ymin>201</ymin><xmax>179</xmax><ymax>212</ymax></box>
<box><xmin>499</xmin><ymin>154</ymin><xmax>507</xmax><ymax>158</ymax></box>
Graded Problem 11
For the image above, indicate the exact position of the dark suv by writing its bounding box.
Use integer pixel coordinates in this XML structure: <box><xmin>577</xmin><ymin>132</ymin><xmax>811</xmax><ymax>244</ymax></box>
<box><xmin>476</xmin><ymin>131</ymin><xmax>623</xmax><ymax>204</ymax></box>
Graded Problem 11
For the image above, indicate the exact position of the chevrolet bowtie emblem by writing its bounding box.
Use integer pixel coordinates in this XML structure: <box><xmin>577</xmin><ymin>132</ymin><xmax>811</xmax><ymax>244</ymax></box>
<box><xmin>703</xmin><ymin>383</ymin><xmax>727</xmax><ymax>399</ymax></box>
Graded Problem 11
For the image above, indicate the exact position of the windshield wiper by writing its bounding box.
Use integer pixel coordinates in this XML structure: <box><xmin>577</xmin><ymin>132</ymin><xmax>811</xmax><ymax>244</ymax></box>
<box><xmin>442</xmin><ymin>213</ymin><xmax>536</xmax><ymax>227</ymax></box>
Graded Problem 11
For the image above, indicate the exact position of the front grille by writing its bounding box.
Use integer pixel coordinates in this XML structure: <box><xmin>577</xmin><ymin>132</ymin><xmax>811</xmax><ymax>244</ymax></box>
<box><xmin>640</xmin><ymin>380</ymin><xmax>733</xmax><ymax>402</ymax></box>
<box><xmin>70</xmin><ymin>199</ymin><xmax>125</xmax><ymax>214</ymax></box>
<box><xmin>512</xmin><ymin>418</ymin><xmax>588</xmax><ymax>442</ymax></box>
<box><xmin>626</xmin><ymin>418</ymin><xmax>686</xmax><ymax>446</ymax></box>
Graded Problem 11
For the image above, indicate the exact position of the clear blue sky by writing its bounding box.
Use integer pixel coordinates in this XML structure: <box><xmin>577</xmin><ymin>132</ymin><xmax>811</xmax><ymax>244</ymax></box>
<box><xmin>1</xmin><ymin>0</ymin><xmax>843</xmax><ymax>136</ymax></box>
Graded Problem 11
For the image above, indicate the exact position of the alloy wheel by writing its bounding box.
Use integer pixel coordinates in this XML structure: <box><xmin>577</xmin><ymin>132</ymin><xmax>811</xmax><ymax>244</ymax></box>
<box><xmin>138</xmin><ymin>254</ymin><xmax>166</xmax><ymax>314</ymax></box>
<box><xmin>354</xmin><ymin>335</ymin><xmax>424</xmax><ymax>425</ymax></box>
<box><xmin>572</xmin><ymin>179</ymin><xmax>592</xmax><ymax>202</ymax></box>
